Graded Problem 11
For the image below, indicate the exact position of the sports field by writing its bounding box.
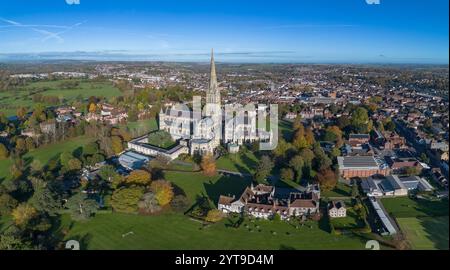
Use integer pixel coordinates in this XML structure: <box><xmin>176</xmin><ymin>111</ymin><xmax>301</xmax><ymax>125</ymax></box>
<box><xmin>397</xmin><ymin>216</ymin><xmax>449</xmax><ymax>250</ymax></box>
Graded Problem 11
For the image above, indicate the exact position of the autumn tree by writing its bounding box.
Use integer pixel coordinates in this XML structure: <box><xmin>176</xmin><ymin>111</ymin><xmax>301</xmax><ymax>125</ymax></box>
<box><xmin>0</xmin><ymin>143</ymin><xmax>8</xmax><ymax>159</ymax></box>
<box><xmin>150</xmin><ymin>180</ymin><xmax>174</xmax><ymax>206</ymax></box>
<box><xmin>12</xmin><ymin>204</ymin><xmax>37</xmax><ymax>227</ymax></box>
<box><xmin>0</xmin><ymin>193</ymin><xmax>18</xmax><ymax>215</ymax></box>
<box><xmin>305</xmin><ymin>127</ymin><xmax>316</xmax><ymax>146</ymax></box>
<box><xmin>124</xmin><ymin>170</ymin><xmax>151</xmax><ymax>186</ymax></box>
<box><xmin>111</xmin><ymin>135</ymin><xmax>124</xmax><ymax>154</ymax></box>
<box><xmin>315</xmin><ymin>169</ymin><xmax>338</xmax><ymax>191</ymax></box>
<box><xmin>88</xmin><ymin>103</ymin><xmax>97</xmax><ymax>113</ymax></box>
<box><xmin>280</xmin><ymin>168</ymin><xmax>295</xmax><ymax>182</ymax></box>
<box><xmin>293</xmin><ymin>125</ymin><xmax>309</xmax><ymax>150</ymax></box>
<box><xmin>200</xmin><ymin>153</ymin><xmax>217</xmax><ymax>177</ymax></box>
<box><xmin>111</xmin><ymin>186</ymin><xmax>144</xmax><ymax>213</ymax></box>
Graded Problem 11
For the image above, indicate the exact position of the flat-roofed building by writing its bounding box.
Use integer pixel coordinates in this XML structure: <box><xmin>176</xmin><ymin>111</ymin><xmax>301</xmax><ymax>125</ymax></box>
<box><xmin>338</xmin><ymin>156</ymin><xmax>390</xmax><ymax>179</ymax></box>
<box><xmin>118</xmin><ymin>151</ymin><xmax>152</xmax><ymax>170</ymax></box>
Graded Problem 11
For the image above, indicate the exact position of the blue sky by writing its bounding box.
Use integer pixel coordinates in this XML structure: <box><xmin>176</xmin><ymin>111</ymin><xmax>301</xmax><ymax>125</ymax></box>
<box><xmin>0</xmin><ymin>0</ymin><xmax>448</xmax><ymax>63</ymax></box>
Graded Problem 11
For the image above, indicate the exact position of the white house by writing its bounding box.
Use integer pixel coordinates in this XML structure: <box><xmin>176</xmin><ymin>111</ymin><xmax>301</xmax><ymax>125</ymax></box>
<box><xmin>328</xmin><ymin>201</ymin><xmax>347</xmax><ymax>218</ymax></box>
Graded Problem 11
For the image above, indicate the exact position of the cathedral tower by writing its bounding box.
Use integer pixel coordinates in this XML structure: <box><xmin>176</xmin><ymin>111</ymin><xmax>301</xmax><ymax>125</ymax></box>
<box><xmin>206</xmin><ymin>49</ymin><xmax>220</xmax><ymax>105</ymax></box>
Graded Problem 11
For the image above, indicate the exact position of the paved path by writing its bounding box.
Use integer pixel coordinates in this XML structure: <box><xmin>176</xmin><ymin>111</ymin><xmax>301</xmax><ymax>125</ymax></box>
<box><xmin>217</xmin><ymin>169</ymin><xmax>252</xmax><ymax>177</ymax></box>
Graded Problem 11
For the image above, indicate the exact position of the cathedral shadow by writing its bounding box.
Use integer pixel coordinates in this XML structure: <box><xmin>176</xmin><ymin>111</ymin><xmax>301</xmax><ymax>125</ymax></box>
<box><xmin>203</xmin><ymin>175</ymin><xmax>251</xmax><ymax>205</ymax></box>
<box><xmin>240</xmin><ymin>153</ymin><xmax>258</xmax><ymax>173</ymax></box>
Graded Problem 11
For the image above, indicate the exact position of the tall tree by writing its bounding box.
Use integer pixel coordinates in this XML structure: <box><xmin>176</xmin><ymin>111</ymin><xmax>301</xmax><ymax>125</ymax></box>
<box><xmin>65</xmin><ymin>193</ymin><xmax>99</xmax><ymax>221</ymax></box>
<box><xmin>111</xmin><ymin>186</ymin><xmax>144</xmax><ymax>214</ymax></box>
<box><xmin>200</xmin><ymin>154</ymin><xmax>217</xmax><ymax>177</ymax></box>
<box><xmin>254</xmin><ymin>155</ymin><xmax>274</xmax><ymax>183</ymax></box>
<box><xmin>289</xmin><ymin>155</ymin><xmax>304</xmax><ymax>182</ymax></box>
<box><xmin>150</xmin><ymin>180</ymin><xmax>174</xmax><ymax>206</ymax></box>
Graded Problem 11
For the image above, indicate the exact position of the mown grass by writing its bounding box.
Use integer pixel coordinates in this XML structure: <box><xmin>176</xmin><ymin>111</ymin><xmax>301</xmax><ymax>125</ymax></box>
<box><xmin>381</xmin><ymin>196</ymin><xmax>449</xmax><ymax>218</ymax></box>
<box><xmin>397</xmin><ymin>216</ymin><xmax>449</xmax><ymax>250</ymax></box>
<box><xmin>216</xmin><ymin>150</ymin><xmax>259</xmax><ymax>175</ymax></box>
<box><xmin>59</xmin><ymin>212</ymin><xmax>368</xmax><ymax>250</ymax></box>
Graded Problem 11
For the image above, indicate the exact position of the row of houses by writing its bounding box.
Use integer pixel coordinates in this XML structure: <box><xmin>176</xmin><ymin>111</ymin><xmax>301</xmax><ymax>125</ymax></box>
<box><xmin>218</xmin><ymin>184</ymin><xmax>321</xmax><ymax>220</ymax></box>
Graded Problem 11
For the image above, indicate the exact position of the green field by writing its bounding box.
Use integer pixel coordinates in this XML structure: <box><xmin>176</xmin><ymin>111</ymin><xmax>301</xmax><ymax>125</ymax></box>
<box><xmin>124</xmin><ymin>119</ymin><xmax>158</xmax><ymax>137</ymax></box>
<box><xmin>381</xmin><ymin>196</ymin><xmax>449</xmax><ymax>218</ymax></box>
<box><xmin>57</xmin><ymin>170</ymin><xmax>378</xmax><ymax>250</ymax></box>
<box><xmin>59</xmin><ymin>212</ymin><xmax>370</xmax><ymax>250</ymax></box>
<box><xmin>322</xmin><ymin>182</ymin><xmax>352</xmax><ymax>198</ymax></box>
<box><xmin>164</xmin><ymin>171</ymin><xmax>251</xmax><ymax>203</ymax></box>
<box><xmin>0</xmin><ymin>80</ymin><xmax>122</xmax><ymax>116</ymax></box>
<box><xmin>216</xmin><ymin>151</ymin><xmax>259</xmax><ymax>175</ymax></box>
<box><xmin>330</xmin><ymin>207</ymin><xmax>365</xmax><ymax>230</ymax></box>
<box><xmin>397</xmin><ymin>217</ymin><xmax>449</xmax><ymax>250</ymax></box>
<box><xmin>0</xmin><ymin>136</ymin><xmax>94</xmax><ymax>183</ymax></box>
<box><xmin>381</xmin><ymin>196</ymin><xmax>449</xmax><ymax>250</ymax></box>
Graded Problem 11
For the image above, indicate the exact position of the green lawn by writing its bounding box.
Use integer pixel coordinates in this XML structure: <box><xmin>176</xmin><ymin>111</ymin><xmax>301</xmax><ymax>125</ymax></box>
<box><xmin>164</xmin><ymin>171</ymin><xmax>251</xmax><ymax>204</ymax></box>
<box><xmin>23</xmin><ymin>136</ymin><xmax>94</xmax><ymax>166</ymax></box>
<box><xmin>0</xmin><ymin>136</ymin><xmax>94</xmax><ymax>183</ymax></box>
<box><xmin>0</xmin><ymin>80</ymin><xmax>122</xmax><ymax>117</ymax></box>
<box><xmin>322</xmin><ymin>182</ymin><xmax>352</xmax><ymax>198</ymax></box>
<box><xmin>216</xmin><ymin>150</ymin><xmax>259</xmax><ymax>175</ymax></box>
<box><xmin>331</xmin><ymin>207</ymin><xmax>365</xmax><ymax>230</ymax></box>
<box><xmin>56</xmin><ymin>170</ymin><xmax>379</xmax><ymax>250</ymax></box>
<box><xmin>397</xmin><ymin>216</ymin><xmax>449</xmax><ymax>250</ymax></box>
<box><xmin>124</xmin><ymin>119</ymin><xmax>158</xmax><ymax>136</ymax></box>
<box><xmin>59</xmin><ymin>212</ymin><xmax>369</xmax><ymax>250</ymax></box>
<box><xmin>381</xmin><ymin>196</ymin><xmax>449</xmax><ymax>218</ymax></box>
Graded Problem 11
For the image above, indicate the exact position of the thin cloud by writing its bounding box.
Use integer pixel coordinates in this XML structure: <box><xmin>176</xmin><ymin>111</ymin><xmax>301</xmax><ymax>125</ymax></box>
<box><xmin>0</xmin><ymin>18</ymin><xmax>86</xmax><ymax>43</ymax></box>
<box><xmin>264</xmin><ymin>24</ymin><xmax>357</xmax><ymax>30</ymax></box>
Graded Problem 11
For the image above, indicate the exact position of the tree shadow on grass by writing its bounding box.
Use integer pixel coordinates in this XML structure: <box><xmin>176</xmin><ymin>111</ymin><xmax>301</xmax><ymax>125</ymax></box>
<box><xmin>204</xmin><ymin>175</ymin><xmax>251</xmax><ymax>205</ymax></box>
<box><xmin>420</xmin><ymin>216</ymin><xmax>449</xmax><ymax>250</ymax></box>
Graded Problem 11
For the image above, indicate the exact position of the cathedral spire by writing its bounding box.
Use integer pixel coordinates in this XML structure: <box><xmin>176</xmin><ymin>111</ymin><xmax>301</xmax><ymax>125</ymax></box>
<box><xmin>207</xmin><ymin>48</ymin><xmax>220</xmax><ymax>105</ymax></box>
<box><xmin>209</xmin><ymin>48</ymin><xmax>218</xmax><ymax>93</ymax></box>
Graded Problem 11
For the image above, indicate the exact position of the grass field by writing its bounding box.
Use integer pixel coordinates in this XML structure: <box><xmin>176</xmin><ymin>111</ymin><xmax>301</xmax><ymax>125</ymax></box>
<box><xmin>0</xmin><ymin>136</ymin><xmax>94</xmax><ymax>183</ymax></box>
<box><xmin>331</xmin><ymin>207</ymin><xmax>365</xmax><ymax>230</ymax></box>
<box><xmin>0</xmin><ymin>80</ymin><xmax>122</xmax><ymax>117</ymax></box>
<box><xmin>59</xmin><ymin>212</ymin><xmax>369</xmax><ymax>250</ymax></box>
<box><xmin>124</xmin><ymin>118</ymin><xmax>158</xmax><ymax>137</ymax></box>
<box><xmin>381</xmin><ymin>196</ymin><xmax>449</xmax><ymax>250</ymax></box>
<box><xmin>381</xmin><ymin>196</ymin><xmax>449</xmax><ymax>218</ymax></box>
<box><xmin>216</xmin><ymin>150</ymin><xmax>259</xmax><ymax>175</ymax></box>
<box><xmin>164</xmin><ymin>171</ymin><xmax>251</xmax><ymax>204</ymax></box>
<box><xmin>397</xmin><ymin>216</ymin><xmax>449</xmax><ymax>250</ymax></box>
<box><xmin>322</xmin><ymin>182</ymin><xmax>352</xmax><ymax>198</ymax></box>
